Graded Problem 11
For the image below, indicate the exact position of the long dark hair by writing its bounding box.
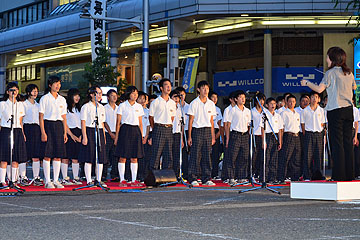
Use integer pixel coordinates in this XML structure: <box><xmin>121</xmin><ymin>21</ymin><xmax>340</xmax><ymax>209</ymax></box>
<box><xmin>327</xmin><ymin>47</ymin><xmax>351</xmax><ymax>75</ymax></box>
<box><xmin>86</xmin><ymin>85</ymin><xmax>101</xmax><ymax>103</ymax></box>
<box><xmin>45</xmin><ymin>75</ymin><xmax>61</xmax><ymax>94</ymax></box>
<box><xmin>3</xmin><ymin>82</ymin><xmax>20</xmax><ymax>101</ymax></box>
<box><xmin>67</xmin><ymin>88</ymin><xmax>81</xmax><ymax>113</ymax></box>
<box><xmin>25</xmin><ymin>84</ymin><xmax>39</xmax><ymax>99</ymax></box>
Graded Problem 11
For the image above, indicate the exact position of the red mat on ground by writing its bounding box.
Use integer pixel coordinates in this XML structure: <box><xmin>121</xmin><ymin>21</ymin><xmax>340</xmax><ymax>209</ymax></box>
<box><xmin>0</xmin><ymin>180</ymin><xmax>290</xmax><ymax>193</ymax></box>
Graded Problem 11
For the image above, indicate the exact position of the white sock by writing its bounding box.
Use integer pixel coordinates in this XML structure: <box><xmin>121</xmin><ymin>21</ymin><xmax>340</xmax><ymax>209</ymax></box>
<box><xmin>6</xmin><ymin>165</ymin><xmax>11</xmax><ymax>181</ymax></box>
<box><xmin>72</xmin><ymin>163</ymin><xmax>79</xmax><ymax>179</ymax></box>
<box><xmin>60</xmin><ymin>163</ymin><xmax>68</xmax><ymax>179</ymax></box>
<box><xmin>0</xmin><ymin>168</ymin><xmax>6</xmax><ymax>183</ymax></box>
<box><xmin>96</xmin><ymin>164</ymin><xmax>103</xmax><ymax>182</ymax></box>
<box><xmin>19</xmin><ymin>163</ymin><xmax>27</xmax><ymax>178</ymax></box>
<box><xmin>118</xmin><ymin>163</ymin><xmax>125</xmax><ymax>182</ymax></box>
<box><xmin>131</xmin><ymin>163</ymin><xmax>138</xmax><ymax>182</ymax></box>
<box><xmin>32</xmin><ymin>161</ymin><xmax>40</xmax><ymax>178</ymax></box>
<box><xmin>53</xmin><ymin>161</ymin><xmax>61</xmax><ymax>182</ymax></box>
<box><xmin>85</xmin><ymin>163</ymin><xmax>92</xmax><ymax>184</ymax></box>
<box><xmin>43</xmin><ymin>160</ymin><xmax>51</xmax><ymax>184</ymax></box>
<box><xmin>11</xmin><ymin>168</ymin><xmax>18</xmax><ymax>182</ymax></box>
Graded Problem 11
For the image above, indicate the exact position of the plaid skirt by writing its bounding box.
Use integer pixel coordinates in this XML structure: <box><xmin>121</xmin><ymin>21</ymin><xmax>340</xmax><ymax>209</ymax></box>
<box><xmin>65</xmin><ymin>127</ymin><xmax>82</xmax><ymax>160</ymax></box>
<box><xmin>115</xmin><ymin>124</ymin><xmax>144</xmax><ymax>159</ymax></box>
<box><xmin>23</xmin><ymin>123</ymin><xmax>41</xmax><ymax>159</ymax></box>
<box><xmin>41</xmin><ymin>120</ymin><xmax>66</xmax><ymax>159</ymax></box>
<box><xmin>0</xmin><ymin>128</ymin><xmax>27</xmax><ymax>164</ymax></box>
<box><xmin>79</xmin><ymin>127</ymin><xmax>107</xmax><ymax>164</ymax></box>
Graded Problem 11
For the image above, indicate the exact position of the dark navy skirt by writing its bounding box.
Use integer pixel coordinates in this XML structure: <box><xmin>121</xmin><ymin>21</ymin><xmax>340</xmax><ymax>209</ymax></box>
<box><xmin>115</xmin><ymin>124</ymin><xmax>144</xmax><ymax>159</ymax></box>
<box><xmin>65</xmin><ymin>127</ymin><xmax>82</xmax><ymax>160</ymax></box>
<box><xmin>0</xmin><ymin>128</ymin><xmax>27</xmax><ymax>164</ymax></box>
<box><xmin>23</xmin><ymin>124</ymin><xmax>41</xmax><ymax>159</ymax></box>
<box><xmin>41</xmin><ymin>120</ymin><xmax>66</xmax><ymax>159</ymax></box>
<box><xmin>79</xmin><ymin>127</ymin><xmax>107</xmax><ymax>164</ymax></box>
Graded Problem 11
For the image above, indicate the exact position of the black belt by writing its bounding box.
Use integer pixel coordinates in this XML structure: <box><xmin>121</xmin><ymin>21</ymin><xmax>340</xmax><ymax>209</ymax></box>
<box><xmin>155</xmin><ymin>123</ymin><xmax>173</xmax><ymax>128</ymax></box>
<box><xmin>233</xmin><ymin>130</ymin><xmax>248</xmax><ymax>135</ymax></box>
<box><xmin>285</xmin><ymin>132</ymin><xmax>299</xmax><ymax>137</ymax></box>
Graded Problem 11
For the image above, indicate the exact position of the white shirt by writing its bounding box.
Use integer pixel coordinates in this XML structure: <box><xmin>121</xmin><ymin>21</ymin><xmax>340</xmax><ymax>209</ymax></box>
<box><xmin>228</xmin><ymin>105</ymin><xmax>251</xmax><ymax>133</ymax></box>
<box><xmin>353</xmin><ymin>106</ymin><xmax>360</xmax><ymax>130</ymax></box>
<box><xmin>262</xmin><ymin>109</ymin><xmax>284</xmax><ymax>134</ymax></box>
<box><xmin>295</xmin><ymin>106</ymin><xmax>305</xmax><ymax>133</ymax></box>
<box><xmin>173</xmin><ymin>105</ymin><xmax>182</xmax><ymax>134</ymax></box>
<box><xmin>182</xmin><ymin>102</ymin><xmax>190</xmax><ymax>131</ymax></box>
<box><xmin>149</xmin><ymin>96</ymin><xmax>177</xmax><ymax>125</ymax></box>
<box><xmin>221</xmin><ymin>105</ymin><xmax>233</xmax><ymax>127</ymax></box>
<box><xmin>213</xmin><ymin>106</ymin><xmax>223</xmax><ymax>129</ymax></box>
<box><xmin>104</xmin><ymin>103</ymin><xmax>118</xmax><ymax>133</ymax></box>
<box><xmin>0</xmin><ymin>100</ymin><xmax>25</xmax><ymax>128</ymax></box>
<box><xmin>251</xmin><ymin>107</ymin><xmax>263</xmax><ymax>136</ymax></box>
<box><xmin>39</xmin><ymin>92</ymin><xmax>67</xmax><ymax>121</ymax></box>
<box><xmin>276</xmin><ymin>106</ymin><xmax>286</xmax><ymax>115</ymax></box>
<box><xmin>281</xmin><ymin>108</ymin><xmax>300</xmax><ymax>134</ymax></box>
<box><xmin>67</xmin><ymin>107</ymin><xmax>81</xmax><ymax>129</ymax></box>
<box><xmin>142</xmin><ymin>107</ymin><xmax>150</xmax><ymax>137</ymax></box>
<box><xmin>300</xmin><ymin>105</ymin><xmax>325</xmax><ymax>132</ymax></box>
<box><xmin>187</xmin><ymin>97</ymin><xmax>217</xmax><ymax>128</ymax></box>
<box><xmin>117</xmin><ymin>100</ymin><xmax>144</xmax><ymax>126</ymax></box>
<box><xmin>23</xmin><ymin>99</ymin><xmax>39</xmax><ymax>125</ymax></box>
<box><xmin>80</xmin><ymin>102</ymin><xmax>106</xmax><ymax>128</ymax></box>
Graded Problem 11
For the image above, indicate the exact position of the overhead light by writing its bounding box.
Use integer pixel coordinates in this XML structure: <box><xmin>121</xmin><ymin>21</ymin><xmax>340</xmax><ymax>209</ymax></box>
<box><xmin>151</xmin><ymin>24</ymin><xmax>159</xmax><ymax>27</ymax></box>
<box><xmin>124</xmin><ymin>54</ymin><xmax>128</xmax><ymax>59</ymax></box>
<box><xmin>201</xmin><ymin>22</ymin><xmax>253</xmax><ymax>34</ymax></box>
<box><xmin>13</xmin><ymin>49</ymin><xmax>91</xmax><ymax>66</ymax></box>
<box><xmin>261</xmin><ymin>20</ymin><xmax>316</xmax><ymax>25</ymax></box>
<box><xmin>241</xmin><ymin>14</ymin><xmax>249</xmax><ymax>17</ymax></box>
<box><xmin>58</xmin><ymin>42</ymin><xmax>65</xmax><ymax>46</ymax></box>
<box><xmin>121</xmin><ymin>36</ymin><xmax>168</xmax><ymax>47</ymax></box>
<box><xmin>317</xmin><ymin>20</ymin><xmax>357</xmax><ymax>25</ymax></box>
<box><xmin>26</xmin><ymin>49</ymin><xmax>33</xmax><ymax>52</ymax></box>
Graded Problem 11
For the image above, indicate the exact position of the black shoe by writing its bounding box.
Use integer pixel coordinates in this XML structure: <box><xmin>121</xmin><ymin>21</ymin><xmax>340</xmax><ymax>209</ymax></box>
<box><xmin>110</xmin><ymin>177</ymin><xmax>120</xmax><ymax>182</ymax></box>
<box><xmin>33</xmin><ymin>177</ymin><xmax>44</xmax><ymax>186</ymax></box>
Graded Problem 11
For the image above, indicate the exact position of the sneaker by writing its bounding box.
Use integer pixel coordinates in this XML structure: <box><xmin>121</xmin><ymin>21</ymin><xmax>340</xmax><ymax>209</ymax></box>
<box><xmin>191</xmin><ymin>181</ymin><xmax>200</xmax><ymax>186</ymax></box>
<box><xmin>19</xmin><ymin>176</ymin><xmax>30</xmax><ymax>186</ymax></box>
<box><xmin>229</xmin><ymin>179</ymin><xmax>237</xmax><ymax>185</ymax></box>
<box><xmin>86</xmin><ymin>182</ymin><xmax>96</xmax><ymax>188</ymax></box>
<box><xmin>45</xmin><ymin>182</ymin><xmax>55</xmax><ymax>189</ymax></box>
<box><xmin>223</xmin><ymin>179</ymin><xmax>230</xmax><ymax>184</ymax></box>
<box><xmin>285</xmin><ymin>177</ymin><xmax>291</xmax><ymax>182</ymax></box>
<box><xmin>119</xmin><ymin>180</ymin><xmax>128</xmax><ymax>187</ymax></box>
<box><xmin>33</xmin><ymin>177</ymin><xmax>44</xmax><ymax>186</ymax></box>
<box><xmin>213</xmin><ymin>176</ymin><xmax>221</xmax><ymax>180</ymax></box>
<box><xmin>203</xmin><ymin>180</ymin><xmax>216</xmax><ymax>186</ymax></box>
<box><xmin>100</xmin><ymin>181</ymin><xmax>108</xmax><ymax>188</ymax></box>
<box><xmin>130</xmin><ymin>180</ymin><xmax>142</xmax><ymax>187</ymax></box>
<box><xmin>53</xmin><ymin>181</ymin><xmax>64</xmax><ymax>189</ymax></box>
<box><xmin>72</xmin><ymin>178</ymin><xmax>82</xmax><ymax>185</ymax></box>
<box><xmin>0</xmin><ymin>182</ymin><xmax>8</xmax><ymax>189</ymax></box>
<box><xmin>61</xmin><ymin>177</ymin><xmax>75</xmax><ymax>185</ymax></box>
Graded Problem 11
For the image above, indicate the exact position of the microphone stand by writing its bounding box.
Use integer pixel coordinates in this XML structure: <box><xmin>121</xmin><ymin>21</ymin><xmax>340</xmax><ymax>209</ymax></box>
<box><xmin>232</xmin><ymin>98</ymin><xmax>261</xmax><ymax>187</ymax></box>
<box><xmin>160</xmin><ymin>96</ymin><xmax>191</xmax><ymax>188</ymax></box>
<box><xmin>74</xmin><ymin>93</ymin><xmax>109</xmax><ymax>191</ymax></box>
<box><xmin>0</xmin><ymin>93</ymin><xmax>26</xmax><ymax>195</ymax></box>
<box><xmin>239</xmin><ymin>97</ymin><xmax>281</xmax><ymax>195</ymax></box>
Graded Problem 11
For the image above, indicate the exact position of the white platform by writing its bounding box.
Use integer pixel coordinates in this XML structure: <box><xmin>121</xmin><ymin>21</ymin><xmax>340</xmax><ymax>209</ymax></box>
<box><xmin>290</xmin><ymin>181</ymin><xmax>360</xmax><ymax>201</ymax></box>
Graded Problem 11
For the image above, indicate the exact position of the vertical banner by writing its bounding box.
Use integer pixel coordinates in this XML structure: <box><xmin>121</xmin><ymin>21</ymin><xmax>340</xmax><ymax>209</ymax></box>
<box><xmin>90</xmin><ymin>0</ymin><xmax>106</xmax><ymax>61</ymax></box>
<box><xmin>354</xmin><ymin>38</ymin><xmax>360</xmax><ymax>106</ymax></box>
<box><xmin>182</xmin><ymin>57</ymin><xmax>199</xmax><ymax>93</ymax></box>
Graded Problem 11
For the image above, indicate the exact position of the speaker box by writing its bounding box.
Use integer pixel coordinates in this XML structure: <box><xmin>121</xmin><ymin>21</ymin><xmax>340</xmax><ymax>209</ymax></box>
<box><xmin>145</xmin><ymin>169</ymin><xmax>177</xmax><ymax>187</ymax></box>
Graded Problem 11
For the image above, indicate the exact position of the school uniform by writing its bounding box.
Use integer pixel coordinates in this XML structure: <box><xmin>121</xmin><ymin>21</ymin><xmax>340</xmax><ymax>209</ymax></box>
<box><xmin>0</xmin><ymin>100</ymin><xmax>27</xmax><ymax>164</ymax></box>
<box><xmin>181</xmin><ymin>102</ymin><xmax>190</xmax><ymax>179</ymax></box>
<box><xmin>65</xmin><ymin>108</ymin><xmax>82</xmax><ymax>160</ymax></box>
<box><xmin>251</xmin><ymin>107</ymin><xmax>264</xmax><ymax>178</ymax></box>
<box><xmin>227</xmin><ymin>105</ymin><xmax>251</xmax><ymax>180</ymax></box>
<box><xmin>138</xmin><ymin>107</ymin><xmax>150</xmax><ymax>181</ymax></box>
<box><xmin>39</xmin><ymin>92</ymin><xmax>67</xmax><ymax>159</ymax></box>
<box><xmin>115</xmin><ymin>100</ymin><xmax>144</xmax><ymax>159</ymax></box>
<box><xmin>149</xmin><ymin>96</ymin><xmax>177</xmax><ymax>170</ymax></box>
<box><xmin>261</xmin><ymin>109</ymin><xmax>284</xmax><ymax>182</ymax></box>
<box><xmin>187</xmin><ymin>97</ymin><xmax>217</xmax><ymax>184</ymax></box>
<box><xmin>104</xmin><ymin>103</ymin><xmax>118</xmax><ymax>179</ymax></box>
<box><xmin>300</xmin><ymin>105</ymin><xmax>326</xmax><ymax>180</ymax></box>
<box><xmin>278</xmin><ymin>108</ymin><xmax>301</xmax><ymax>182</ymax></box>
<box><xmin>78</xmin><ymin>102</ymin><xmax>107</xmax><ymax>164</ymax></box>
<box><xmin>221</xmin><ymin>105</ymin><xmax>233</xmax><ymax>180</ymax></box>
<box><xmin>172</xmin><ymin>104</ymin><xmax>182</xmax><ymax>177</ymax></box>
<box><xmin>211</xmin><ymin>106</ymin><xmax>223</xmax><ymax>178</ymax></box>
<box><xmin>23</xmin><ymin>99</ymin><xmax>41</xmax><ymax>159</ymax></box>
<box><xmin>276</xmin><ymin>106</ymin><xmax>286</xmax><ymax>115</ymax></box>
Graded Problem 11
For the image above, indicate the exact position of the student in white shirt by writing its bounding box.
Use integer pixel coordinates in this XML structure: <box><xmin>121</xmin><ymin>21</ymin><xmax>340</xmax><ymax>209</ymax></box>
<box><xmin>261</xmin><ymin>97</ymin><xmax>284</xmax><ymax>183</ymax></box>
<box><xmin>226</xmin><ymin>90</ymin><xmax>251</xmax><ymax>183</ymax></box>
<box><xmin>187</xmin><ymin>81</ymin><xmax>217</xmax><ymax>186</ymax></box>
<box><xmin>115</xmin><ymin>86</ymin><xmax>144</xmax><ymax>187</ymax></box>
<box><xmin>300</xmin><ymin>91</ymin><xmax>326</xmax><ymax>180</ymax></box>
<box><xmin>78</xmin><ymin>86</ymin><xmax>107</xmax><ymax>188</ymax></box>
<box><xmin>278</xmin><ymin>94</ymin><xmax>302</xmax><ymax>183</ymax></box>
<box><xmin>149</xmin><ymin>79</ymin><xmax>177</xmax><ymax>170</ymax></box>
<box><xmin>0</xmin><ymin>83</ymin><xmax>27</xmax><ymax>188</ymax></box>
<box><xmin>22</xmin><ymin>84</ymin><xmax>42</xmax><ymax>186</ymax></box>
<box><xmin>39</xmin><ymin>76</ymin><xmax>68</xmax><ymax>189</ymax></box>
<box><xmin>209</xmin><ymin>91</ymin><xmax>223</xmax><ymax>179</ymax></box>
<box><xmin>276</xmin><ymin>93</ymin><xmax>291</xmax><ymax>115</ymax></box>
<box><xmin>170</xmin><ymin>90</ymin><xmax>183</xmax><ymax>178</ymax></box>
<box><xmin>61</xmin><ymin>88</ymin><xmax>82</xmax><ymax>185</ymax></box>
<box><xmin>104</xmin><ymin>89</ymin><xmax>118</xmax><ymax>181</ymax></box>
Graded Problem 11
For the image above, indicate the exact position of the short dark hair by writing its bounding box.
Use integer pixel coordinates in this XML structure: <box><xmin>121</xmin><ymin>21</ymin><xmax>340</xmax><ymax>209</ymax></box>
<box><xmin>209</xmin><ymin>91</ymin><xmax>218</xmax><ymax>98</ymax></box>
<box><xmin>276</xmin><ymin>96</ymin><xmax>285</xmax><ymax>103</ymax></box>
<box><xmin>3</xmin><ymin>82</ymin><xmax>20</xmax><ymax>101</ymax></box>
<box><xmin>125</xmin><ymin>86</ymin><xmax>138</xmax><ymax>100</ymax></box>
<box><xmin>159</xmin><ymin>78</ymin><xmax>171</xmax><ymax>90</ymax></box>
<box><xmin>86</xmin><ymin>85</ymin><xmax>101</xmax><ymax>102</ymax></box>
<box><xmin>106</xmin><ymin>89</ymin><xmax>117</xmax><ymax>98</ymax></box>
<box><xmin>197</xmin><ymin>80</ymin><xmax>210</xmax><ymax>89</ymax></box>
<box><xmin>229</xmin><ymin>91</ymin><xmax>236</xmax><ymax>99</ymax></box>
<box><xmin>149</xmin><ymin>94</ymin><xmax>157</xmax><ymax>101</ymax></box>
<box><xmin>233</xmin><ymin>90</ymin><xmax>246</xmax><ymax>99</ymax></box>
<box><xmin>283</xmin><ymin>92</ymin><xmax>291</xmax><ymax>101</ymax></box>
<box><xmin>266</xmin><ymin>97</ymin><xmax>276</xmax><ymax>105</ymax></box>
<box><xmin>287</xmin><ymin>94</ymin><xmax>296</xmax><ymax>101</ymax></box>
<box><xmin>46</xmin><ymin>75</ymin><xmax>61</xmax><ymax>94</ymax></box>
<box><xmin>254</xmin><ymin>92</ymin><xmax>266</xmax><ymax>107</ymax></box>
<box><xmin>25</xmin><ymin>84</ymin><xmax>39</xmax><ymax>99</ymax></box>
<box><xmin>67</xmin><ymin>88</ymin><xmax>81</xmax><ymax>113</ymax></box>
<box><xmin>138</xmin><ymin>91</ymin><xmax>148</xmax><ymax>100</ymax></box>
<box><xmin>175</xmin><ymin>87</ymin><xmax>186</xmax><ymax>93</ymax></box>
<box><xmin>310</xmin><ymin>90</ymin><xmax>321</xmax><ymax>98</ymax></box>
<box><xmin>119</xmin><ymin>93</ymin><xmax>126</xmax><ymax>102</ymax></box>
<box><xmin>300</xmin><ymin>93</ymin><xmax>310</xmax><ymax>101</ymax></box>
<box><xmin>170</xmin><ymin>90</ymin><xmax>180</xmax><ymax>98</ymax></box>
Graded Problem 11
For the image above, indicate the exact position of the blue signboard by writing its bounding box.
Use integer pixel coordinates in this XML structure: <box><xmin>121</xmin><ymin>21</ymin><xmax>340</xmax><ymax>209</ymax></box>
<box><xmin>214</xmin><ymin>67</ymin><xmax>323</xmax><ymax>96</ymax></box>
<box><xmin>354</xmin><ymin>38</ymin><xmax>360</xmax><ymax>106</ymax></box>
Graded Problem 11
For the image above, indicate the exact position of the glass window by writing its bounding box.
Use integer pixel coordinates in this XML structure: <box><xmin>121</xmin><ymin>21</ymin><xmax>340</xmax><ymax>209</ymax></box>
<box><xmin>31</xmin><ymin>65</ymin><xmax>36</xmax><ymax>80</ymax></box>
<box><xmin>21</xmin><ymin>67</ymin><xmax>26</xmax><ymax>81</ymax></box>
<box><xmin>13</xmin><ymin>10</ymin><xmax>17</xmax><ymax>26</ymax></box>
<box><xmin>37</xmin><ymin>3</ymin><xmax>42</xmax><ymax>20</ymax></box>
<box><xmin>16</xmin><ymin>68</ymin><xmax>21</xmax><ymax>81</ymax></box>
<box><xmin>26</xmin><ymin>66</ymin><xmax>31</xmax><ymax>81</ymax></box>
<box><xmin>32</xmin><ymin>4</ymin><xmax>37</xmax><ymax>22</ymax></box>
<box><xmin>8</xmin><ymin>12</ymin><xmax>13</xmax><ymax>28</ymax></box>
<box><xmin>22</xmin><ymin>8</ymin><xmax>27</xmax><ymax>24</ymax></box>
<box><xmin>27</xmin><ymin>7</ymin><xmax>32</xmax><ymax>23</ymax></box>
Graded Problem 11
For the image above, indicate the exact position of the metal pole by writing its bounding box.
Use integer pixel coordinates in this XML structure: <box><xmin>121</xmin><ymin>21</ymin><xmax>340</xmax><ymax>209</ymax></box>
<box><xmin>166</xmin><ymin>20</ymin><xmax>170</xmax><ymax>79</ymax></box>
<box><xmin>142</xmin><ymin>0</ymin><xmax>149</xmax><ymax>93</ymax></box>
<box><xmin>264</xmin><ymin>29</ymin><xmax>272</xmax><ymax>98</ymax></box>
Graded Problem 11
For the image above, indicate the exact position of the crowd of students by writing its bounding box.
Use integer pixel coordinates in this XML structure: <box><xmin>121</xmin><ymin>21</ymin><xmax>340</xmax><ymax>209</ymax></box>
<box><xmin>0</xmin><ymin>73</ymin><xmax>359</xmax><ymax>189</ymax></box>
